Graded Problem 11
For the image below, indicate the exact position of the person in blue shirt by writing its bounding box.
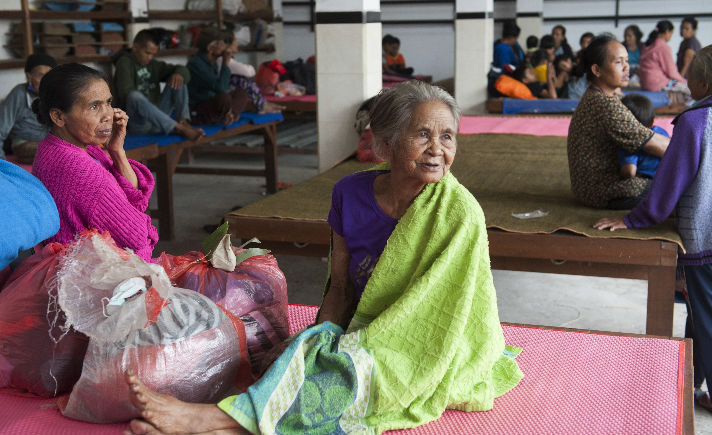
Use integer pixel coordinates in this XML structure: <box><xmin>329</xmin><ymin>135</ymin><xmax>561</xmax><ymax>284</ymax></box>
<box><xmin>618</xmin><ymin>93</ymin><xmax>669</xmax><ymax>179</ymax></box>
<box><xmin>493</xmin><ymin>20</ymin><xmax>525</xmax><ymax>70</ymax></box>
<box><xmin>0</xmin><ymin>159</ymin><xmax>59</xmax><ymax>270</ymax></box>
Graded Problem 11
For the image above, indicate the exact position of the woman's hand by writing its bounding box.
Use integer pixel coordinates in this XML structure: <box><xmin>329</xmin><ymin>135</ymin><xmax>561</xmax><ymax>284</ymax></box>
<box><xmin>593</xmin><ymin>216</ymin><xmax>628</xmax><ymax>231</ymax></box>
<box><xmin>106</xmin><ymin>108</ymin><xmax>128</xmax><ymax>154</ymax></box>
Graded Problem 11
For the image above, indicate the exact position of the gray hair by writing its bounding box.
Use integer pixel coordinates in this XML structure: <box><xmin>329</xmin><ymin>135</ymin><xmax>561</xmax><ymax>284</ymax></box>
<box><xmin>368</xmin><ymin>81</ymin><xmax>461</xmax><ymax>160</ymax></box>
<box><xmin>690</xmin><ymin>45</ymin><xmax>712</xmax><ymax>86</ymax></box>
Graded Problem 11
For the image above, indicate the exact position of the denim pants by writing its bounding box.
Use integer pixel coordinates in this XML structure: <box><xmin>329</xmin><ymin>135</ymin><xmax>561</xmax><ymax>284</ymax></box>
<box><xmin>125</xmin><ymin>85</ymin><xmax>191</xmax><ymax>135</ymax></box>
<box><xmin>684</xmin><ymin>263</ymin><xmax>712</xmax><ymax>388</ymax></box>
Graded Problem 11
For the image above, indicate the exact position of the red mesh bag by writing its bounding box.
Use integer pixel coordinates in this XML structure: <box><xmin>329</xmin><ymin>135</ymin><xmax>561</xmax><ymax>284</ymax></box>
<box><xmin>158</xmin><ymin>248</ymin><xmax>289</xmax><ymax>378</ymax></box>
<box><xmin>0</xmin><ymin>243</ymin><xmax>89</xmax><ymax>397</ymax></box>
<box><xmin>255</xmin><ymin>63</ymin><xmax>279</xmax><ymax>95</ymax></box>
<box><xmin>56</xmin><ymin>232</ymin><xmax>249</xmax><ymax>423</ymax></box>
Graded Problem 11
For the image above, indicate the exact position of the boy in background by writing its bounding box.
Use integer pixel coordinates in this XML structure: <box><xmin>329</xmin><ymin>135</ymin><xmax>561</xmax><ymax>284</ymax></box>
<box><xmin>382</xmin><ymin>34</ymin><xmax>414</xmax><ymax>76</ymax></box>
<box><xmin>618</xmin><ymin>93</ymin><xmax>669</xmax><ymax>178</ymax></box>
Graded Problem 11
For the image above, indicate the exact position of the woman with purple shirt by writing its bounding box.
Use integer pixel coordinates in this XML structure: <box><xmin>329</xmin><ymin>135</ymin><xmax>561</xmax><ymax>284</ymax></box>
<box><xmin>594</xmin><ymin>45</ymin><xmax>712</xmax><ymax>412</ymax></box>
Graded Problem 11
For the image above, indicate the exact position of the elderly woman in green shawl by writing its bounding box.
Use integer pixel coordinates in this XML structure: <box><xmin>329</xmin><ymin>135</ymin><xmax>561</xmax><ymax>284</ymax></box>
<box><xmin>124</xmin><ymin>81</ymin><xmax>522</xmax><ymax>435</ymax></box>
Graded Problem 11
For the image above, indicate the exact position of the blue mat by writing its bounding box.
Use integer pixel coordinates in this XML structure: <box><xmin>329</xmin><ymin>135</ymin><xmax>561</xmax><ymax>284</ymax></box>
<box><xmin>502</xmin><ymin>99</ymin><xmax>579</xmax><ymax>114</ymax></box>
<box><xmin>501</xmin><ymin>90</ymin><xmax>670</xmax><ymax>115</ymax></box>
<box><xmin>123</xmin><ymin>111</ymin><xmax>284</xmax><ymax>152</ymax></box>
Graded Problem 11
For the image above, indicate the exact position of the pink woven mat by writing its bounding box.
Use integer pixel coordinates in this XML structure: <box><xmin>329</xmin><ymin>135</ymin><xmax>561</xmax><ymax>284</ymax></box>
<box><xmin>265</xmin><ymin>94</ymin><xmax>317</xmax><ymax>103</ymax></box>
<box><xmin>0</xmin><ymin>305</ymin><xmax>685</xmax><ymax>435</ymax></box>
<box><xmin>459</xmin><ymin>115</ymin><xmax>674</xmax><ymax>137</ymax></box>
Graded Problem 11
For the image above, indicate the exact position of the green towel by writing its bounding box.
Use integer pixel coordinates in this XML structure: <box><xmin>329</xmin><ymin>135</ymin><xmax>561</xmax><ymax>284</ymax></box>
<box><xmin>218</xmin><ymin>166</ymin><xmax>523</xmax><ymax>434</ymax></box>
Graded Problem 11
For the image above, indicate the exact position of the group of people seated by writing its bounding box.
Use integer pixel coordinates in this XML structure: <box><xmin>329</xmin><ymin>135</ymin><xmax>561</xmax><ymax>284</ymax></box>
<box><xmin>0</xmin><ymin>26</ymin><xmax>284</xmax><ymax>164</ymax></box>
<box><xmin>490</xmin><ymin>17</ymin><xmax>702</xmax><ymax>102</ymax></box>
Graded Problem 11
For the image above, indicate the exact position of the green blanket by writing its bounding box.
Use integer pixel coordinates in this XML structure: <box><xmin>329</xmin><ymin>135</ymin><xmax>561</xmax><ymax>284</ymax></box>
<box><xmin>218</xmin><ymin>167</ymin><xmax>523</xmax><ymax>434</ymax></box>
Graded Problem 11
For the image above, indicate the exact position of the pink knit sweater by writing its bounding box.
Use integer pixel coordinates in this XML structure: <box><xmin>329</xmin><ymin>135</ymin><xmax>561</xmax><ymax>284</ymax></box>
<box><xmin>639</xmin><ymin>37</ymin><xmax>686</xmax><ymax>92</ymax></box>
<box><xmin>32</xmin><ymin>133</ymin><xmax>158</xmax><ymax>261</ymax></box>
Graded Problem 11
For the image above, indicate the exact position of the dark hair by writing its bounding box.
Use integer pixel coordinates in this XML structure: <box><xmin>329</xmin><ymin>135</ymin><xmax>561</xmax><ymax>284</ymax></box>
<box><xmin>682</xmin><ymin>16</ymin><xmax>698</xmax><ymax>31</ymax></box>
<box><xmin>502</xmin><ymin>20</ymin><xmax>521</xmax><ymax>39</ymax></box>
<box><xmin>31</xmin><ymin>63</ymin><xmax>107</xmax><ymax>127</ymax></box>
<box><xmin>25</xmin><ymin>53</ymin><xmax>56</xmax><ymax>73</ymax></box>
<box><xmin>512</xmin><ymin>65</ymin><xmax>529</xmax><ymax>82</ymax></box>
<box><xmin>540</xmin><ymin>35</ymin><xmax>555</xmax><ymax>50</ymax></box>
<box><xmin>530</xmin><ymin>49</ymin><xmax>548</xmax><ymax>67</ymax></box>
<box><xmin>580</xmin><ymin>32</ymin><xmax>594</xmax><ymax>46</ymax></box>
<box><xmin>553</xmin><ymin>25</ymin><xmax>566</xmax><ymax>36</ymax></box>
<box><xmin>645</xmin><ymin>20</ymin><xmax>673</xmax><ymax>47</ymax></box>
<box><xmin>382</xmin><ymin>34</ymin><xmax>400</xmax><ymax>45</ymax></box>
<box><xmin>195</xmin><ymin>27</ymin><xmax>228</xmax><ymax>52</ymax></box>
<box><xmin>624</xmin><ymin>25</ymin><xmax>643</xmax><ymax>49</ymax></box>
<box><xmin>133</xmin><ymin>29</ymin><xmax>158</xmax><ymax>47</ymax></box>
<box><xmin>554</xmin><ymin>53</ymin><xmax>573</xmax><ymax>74</ymax></box>
<box><xmin>582</xmin><ymin>33</ymin><xmax>617</xmax><ymax>82</ymax></box>
<box><xmin>621</xmin><ymin>94</ymin><xmax>655</xmax><ymax>128</ymax></box>
<box><xmin>526</xmin><ymin>35</ymin><xmax>539</xmax><ymax>50</ymax></box>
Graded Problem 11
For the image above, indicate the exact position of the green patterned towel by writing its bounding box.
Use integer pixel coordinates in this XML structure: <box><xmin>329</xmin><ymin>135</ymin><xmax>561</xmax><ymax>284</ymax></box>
<box><xmin>218</xmin><ymin>167</ymin><xmax>523</xmax><ymax>434</ymax></box>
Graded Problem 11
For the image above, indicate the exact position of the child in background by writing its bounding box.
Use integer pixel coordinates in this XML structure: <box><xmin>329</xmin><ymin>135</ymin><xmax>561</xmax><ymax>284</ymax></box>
<box><xmin>513</xmin><ymin>63</ymin><xmax>556</xmax><ymax>98</ymax></box>
<box><xmin>579</xmin><ymin>32</ymin><xmax>594</xmax><ymax>54</ymax></box>
<box><xmin>382</xmin><ymin>34</ymin><xmax>414</xmax><ymax>76</ymax></box>
<box><xmin>594</xmin><ymin>46</ymin><xmax>712</xmax><ymax>410</ymax></box>
<box><xmin>618</xmin><ymin>94</ymin><xmax>668</xmax><ymax>178</ymax></box>
<box><xmin>525</xmin><ymin>35</ymin><xmax>539</xmax><ymax>65</ymax></box>
<box><xmin>530</xmin><ymin>49</ymin><xmax>550</xmax><ymax>83</ymax></box>
<box><xmin>552</xmin><ymin>53</ymin><xmax>573</xmax><ymax>98</ymax></box>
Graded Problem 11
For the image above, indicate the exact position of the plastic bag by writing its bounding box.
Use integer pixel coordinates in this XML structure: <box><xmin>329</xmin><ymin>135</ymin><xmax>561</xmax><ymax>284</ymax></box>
<box><xmin>158</xmin><ymin>247</ymin><xmax>288</xmax><ymax>377</ymax></box>
<box><xmin>0</xmin><ymin>243</ymin><xmax>89</xmax><ymax>397</ymax></box>
<box><xmin>276</xmin><ymin>80</ymin><xmax>306</xmax><ymax>97</ymax></box>
<box><xmin>56</xmin><ymin>231</ymin><xmax>248</xmax><ymax>423</ymax></box>
<box><xmin>255</xmin><ymin>63</ymin><xmax>279</xmax><ymax>95</ymax></box>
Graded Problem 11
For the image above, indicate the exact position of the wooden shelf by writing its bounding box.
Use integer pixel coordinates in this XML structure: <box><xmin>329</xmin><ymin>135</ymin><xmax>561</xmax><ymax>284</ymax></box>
<box><xmin>0</xmin><ymin>53</ymin><xmax>116</xmax><ymax>69</ymax></box>
<box><xmin>0</xmin><ymin>10</ymin><xmax>130</xmax><ymax>19</ymax></box>
<box><xmin>147</xmin><ymin>9</ymin><xmax>273</xmax><ymax>23</ymax></box>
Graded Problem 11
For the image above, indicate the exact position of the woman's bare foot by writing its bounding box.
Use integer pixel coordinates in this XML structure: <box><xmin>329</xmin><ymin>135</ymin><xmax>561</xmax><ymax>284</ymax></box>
<box><xmin>124</xmin><ymin>370</ymin><xmax>244</xmax><ymax>434</ymax></box>
<box><xmin>221</xmin><ymin>110</ymin><xmax>236</xmax><ymax>125</ymax></box>
<box><xmin>259</xmin><ymin>101</ymin><xmax>285</xmax><ymax>114</ymax></box>
<box><xmin>174</xmin><ymin>121</ymin><xmax>205</xmax><ymax>141</ymax></box>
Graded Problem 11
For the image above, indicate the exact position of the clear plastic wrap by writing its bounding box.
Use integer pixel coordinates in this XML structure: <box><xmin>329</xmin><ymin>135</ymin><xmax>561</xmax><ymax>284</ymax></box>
<box><xmin>158</xmin><ymin>248</ymin><xmax>289</xmax><ymax>377</ymax></box>
<box><xmin>56</xmin><ymin>231</ymin><xmax>247</xmax><ymax>423</ymax></box>
<box><xmin>0</xmin><ymin>242</ymin><xmax>88</xmax><ymax>397</ymax></box>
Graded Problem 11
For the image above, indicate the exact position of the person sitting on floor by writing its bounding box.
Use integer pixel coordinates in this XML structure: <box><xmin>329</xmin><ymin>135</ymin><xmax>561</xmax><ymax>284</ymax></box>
<box><xmin>216</xmin><ymin>38</ymin><xmax>285</xmax><ymax>114</ymax></box>
<box><xmin>618</xmin><ymin>93</ymin><xmax>669</xmax><ymax>179</ymax></box>
<box><xmin>568</xmin><ymin>34</ymin><xmax>670</xmax><ymax>210</ymax></box>
<box><xmin>492</xmin><ymin>20</ymin><xmax>525</xmax><ymax>70</ymax></box>
<box><xmin>495</xmin><ymin>63</ymin><xmax>556</xmax><ymax>99</ymax></box>
<box><xmin>0</xmin><ymin>54</ymin><xmax>55</xmax><ymax>163</ymax></box>
<box><xmin>31</xmin><ymin>63</ymin><xmax>158</xmax><ymax>262</ymax></box>
<box><xmin>552</xmin><ymin>24</ymin><xmax>574</xmax><ymax>58</ymax></box>
<box><xmin>112</xmin><ymin>29</ymin><xmax>204</xmax><ymax>140</ymax></box>
<box><xmin>0</xmin><ymin>158</ymin><xmax>59</xmax><ymax>271</ymax></box>
<box><xmin>187</xmin><ymin>28</ymin><xmax>249</xmax><ymax>125</ymax></box>
<box><xmin>678</xmin><ymin>16</ymin><xmax>701</xmax><ymax>79</ymax></box>
<box><xmin>382</xmin><ymin>34</ymin><xmax>414</xmax><ymax>76</ymax></box>
<box><xmin>525</xmin><ymin>35</ymin><xmax>539</xmax><ymax>65</ymax></box>
<box><xmin>594</xmin><ymin>45</ymin><xmax>712</xmax><ymax>413</ymax></box>
<box><xmin>639</xmin><ymin>20</ymin><xmax>688</xmax><ymax>94</ymax></box>
<box><xmin>121</xmin><ymin>80</ymin><xmax>523</xmax><ymax>435</ymax></box>
<box><xmin>552</xmin><ymin>53</ymin><xmax>573</xmax><ymax>98</ymax></box>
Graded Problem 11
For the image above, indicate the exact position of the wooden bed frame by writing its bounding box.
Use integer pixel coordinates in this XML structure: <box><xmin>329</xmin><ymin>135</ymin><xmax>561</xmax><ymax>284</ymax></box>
<box><xmin>126</xmin><ymin>120</ymin><xmax>280</xmax><ymax>241</ymax></box>
<box><xmin>226</xmin><ymin>214</ymin><xmax>678</xmax><ymax>336</ymax></box>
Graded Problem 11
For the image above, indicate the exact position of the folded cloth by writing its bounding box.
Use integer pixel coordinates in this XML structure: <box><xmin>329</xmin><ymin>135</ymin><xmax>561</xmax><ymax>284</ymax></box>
<box><xmin>217</xmin><ymin>163</ymin><xmax>523</xmax><ymax>434</ymax></box>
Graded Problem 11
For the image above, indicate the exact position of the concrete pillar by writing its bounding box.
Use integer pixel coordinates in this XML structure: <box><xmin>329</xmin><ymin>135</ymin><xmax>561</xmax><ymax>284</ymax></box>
<box><xmin>516</xmin><ymin>0</ymin><xmax>543</xmax><ymax>47</ymax></box>
<box><xmin>315</xmin><ymin>0</ymin><xmax>381</xmax><ymax>172</ymax></box>
<box><xmin>454</xmin><ymin>0</ymin><xmax>494</xmax><ymax>114</ymax></box>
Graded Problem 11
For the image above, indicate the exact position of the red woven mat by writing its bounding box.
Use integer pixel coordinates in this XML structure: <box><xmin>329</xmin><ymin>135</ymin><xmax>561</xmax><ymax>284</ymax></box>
<box><xmin>0</xmin><ymin>305</ymin><xmax>684</xmax><ymax>435</ymax></box>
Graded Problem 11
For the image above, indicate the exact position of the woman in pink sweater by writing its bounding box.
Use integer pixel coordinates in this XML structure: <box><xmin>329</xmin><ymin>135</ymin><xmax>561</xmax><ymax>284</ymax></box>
<box><xmin>639</xmin><ymin>20</ymin><xmax>687</xmax><ymax>92</ymax></box>
<box><xmin>31</xmin><ymin>63</ymin><xmax>158</xmax><ymax>261</ymax></box>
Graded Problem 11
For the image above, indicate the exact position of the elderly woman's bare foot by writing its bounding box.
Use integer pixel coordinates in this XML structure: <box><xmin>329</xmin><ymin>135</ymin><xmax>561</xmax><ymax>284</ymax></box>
<box><xmin>124</xmin><ymin>370</ymin><xmax>243</xmax><ymax>434</ymax></box>
<box><xmin>258</xmin><ymin>101</ymin><xmax>285</xmax><ymax>114</ymax></box>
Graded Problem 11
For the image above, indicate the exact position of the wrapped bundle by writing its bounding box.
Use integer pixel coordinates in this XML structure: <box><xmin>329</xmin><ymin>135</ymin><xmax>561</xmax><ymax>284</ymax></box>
<box><xmin>56</xmin><ymin>231</ymin><xmax>249</xmax><ymax>423</ymax></box>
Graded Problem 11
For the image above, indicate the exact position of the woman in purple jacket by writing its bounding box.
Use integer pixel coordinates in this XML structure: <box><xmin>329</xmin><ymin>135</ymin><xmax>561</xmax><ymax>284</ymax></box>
<box><xmin>595</xmin><ymin>45</ymin><xmax>712</xmax><ymax>412</ymax></box>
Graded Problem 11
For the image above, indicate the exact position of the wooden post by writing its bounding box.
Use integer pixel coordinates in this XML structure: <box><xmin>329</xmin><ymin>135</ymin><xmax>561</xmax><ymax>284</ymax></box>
<box><xmin>21</xmin><ymin>0</ymin><xmax>33</xmax><ymax>56</ymax></box>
